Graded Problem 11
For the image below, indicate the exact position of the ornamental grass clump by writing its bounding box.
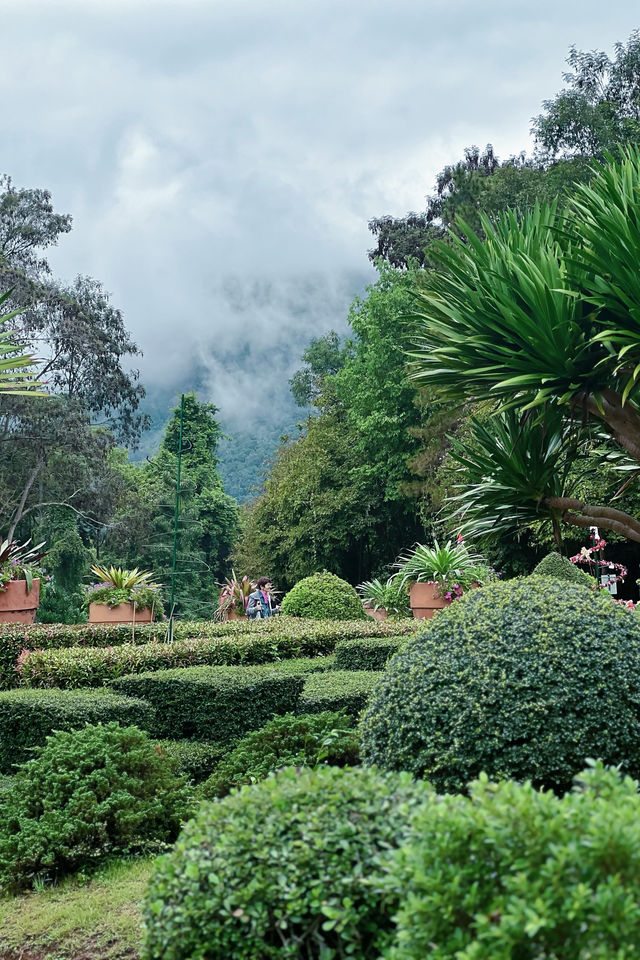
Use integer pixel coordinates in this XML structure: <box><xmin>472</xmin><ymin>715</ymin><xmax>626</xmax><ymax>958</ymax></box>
<box><xmin>361</xmin><ymin>576</ymin><xmax>640</xmax><ymax>793</ymax></box>
<box><xmin>142</xmin><ymin>766</ymin><xmax>432</xmax><ymax>960</ymax></box>
<box><xmin>281</xmin><ymin>572</ymin><xmax>368</xmax><ymax>620</ymax></box>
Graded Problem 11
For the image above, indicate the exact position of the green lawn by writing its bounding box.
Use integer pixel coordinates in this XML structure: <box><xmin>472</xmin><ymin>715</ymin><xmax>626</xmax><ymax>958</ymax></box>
<box><xmin>0</xmin><ymin>857</ymin><xmax>153</xmax><ymax>960</ymax></box>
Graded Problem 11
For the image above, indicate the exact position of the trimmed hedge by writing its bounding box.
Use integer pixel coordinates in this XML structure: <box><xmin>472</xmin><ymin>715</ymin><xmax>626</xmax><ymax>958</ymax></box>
<box><xmin>281</xmin><ymin>572</ymin><xmax>368</xmax><ymax>620</ymax></box>
<box><xmin>141</xmin><ymin>766</ymin><xmax>432</xmax><ymax>960</ymax></box>
<box><xmin>388</xmin><ymin>764</ymin><xmax>640</xmax><ymax>958</ymax></box>
<box><xmin>0</xmin><ymin>688</ymin><xmax>156</xmax><ymax>773</ymax></box>
<box><xmin>199</xmin><ymin>711</ymin><xmax>360</xmax><ymax>798</ymax></box>
<box><xmin>12</xmin><ymin>620</ymin><xmax>417</xmax><ymax>689</ymax></box>
<box><xmin>361</xmin><ymin>576</ymin><xmax>640</xmax><ymax>793</ymax></box>
<box><xmin>299</xmin><ymin>670</ymin><xmax>381</xmax><ymax>717</ymax></box>
<box><xmin>155</xmin><ymin>740</ymin><xmax>225</xmax><ymax>784</ymax></box>
<box><xmin>532</xmin><ymin>551</ymin><xmax>594</xmax><ymax>587</ymax></box>
<box><xmin>111</xmin><ymin>665</ymin><xmax>305</xmax><ymax>741</ymax></box>
<box><xmin>334</xmin><ymin>636</ymin><xmax>405</xmax><ymax>671</ymax></box>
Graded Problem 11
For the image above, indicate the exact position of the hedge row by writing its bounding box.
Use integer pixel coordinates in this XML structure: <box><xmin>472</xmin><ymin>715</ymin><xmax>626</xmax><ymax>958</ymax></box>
<box><xmin>0</xmin><ymin>688</ymin><xmax>156</xmax><ymax>773</ymax></box>
<box><xmin>111</xmin><ymin>666</ymin><xmax>306</xmax><ymax>741</ymax></box>
<box><xmin>155</xmin><ymin>739</ymin><xmax>226</xmax><ymax>784</ymax></box>
<box><xmin>2</xmin><ymin>618</ymin><xmax>417</xmax><ymax>689</ymax></box>
<box><xmin>333</xmin><ymin>636</ymin><xmax>405</xmax><ymax>671</ymax></box>
<box><xmin>299</xmin><ymin>670</ymin><xmax>382</xmax><ymax>717</ymax></box>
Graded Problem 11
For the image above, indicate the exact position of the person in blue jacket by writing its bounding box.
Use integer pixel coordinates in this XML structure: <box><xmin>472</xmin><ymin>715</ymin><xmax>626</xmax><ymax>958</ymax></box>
<box><xmin>246</xmin><ymin>577</ymin><xmax>280</xmax><ymax>619</ymax></box>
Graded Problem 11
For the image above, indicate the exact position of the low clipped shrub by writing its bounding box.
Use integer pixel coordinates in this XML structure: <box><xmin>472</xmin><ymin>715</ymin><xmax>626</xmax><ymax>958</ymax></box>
<box><xmin>281</xmin><ymin>572</ymin><xmax>368</xmax><ymax>621</ymax></box>
<box><xmin>0</xmin><ymin>723</ymin><xmax>188</xmax><ymax>891</ymax></box>
<box><xmin>532</xmin><ymin>550</ymin><xmax>594</xmax><ymax>587</ymax></box>
<box><xmin>387</xmin><ymin>764</ymin><xmax>640</xmax><ymax>959</ymax></box>
<box><xmin>155</xmin><ymin>740</ymin><xmax>225</xmax><ymax>784</ymax></box>
<box><xmin>361</xmin><ymin>576</ymin><xmax>640</xmax><ymax>793</ymax></box>
<box><xmin>333</xmin><ymin>636</ymin><xmax>405</xmax><ymax>671</ymax></box>
<box><xmin>199</xmin><ymin>711</ymin><xmax>360</xmax><ymax>798</ymax></box>
<box><xmin>299</xmin><ymin>670</ymin><xmax>381</xmax><ymax>716</ymax></box>
<box><xmin>111</xmin><ymin>665</ymin><xmax>305</xmax><ymax>741</ymax></box>
<box><xmin>141</xmin><ymin>766</ymin><xmax>432</xmax><ymax>960</ymax></box>
<box><xmin>0</xmin><ymin>688</ymin><xmax>156</xmax><ymax>773</ymax></box>
<box><xmin>16</xmin><ymin>620</ymin><xmax>415</xmax><ymax>689</ymax></box>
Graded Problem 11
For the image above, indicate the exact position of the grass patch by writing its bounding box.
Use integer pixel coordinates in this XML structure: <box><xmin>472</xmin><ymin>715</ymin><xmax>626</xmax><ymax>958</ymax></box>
<box><xmin>0</xmin><ymin>857</ymin><xmax>152</xmax><ymax>960</ymax></box>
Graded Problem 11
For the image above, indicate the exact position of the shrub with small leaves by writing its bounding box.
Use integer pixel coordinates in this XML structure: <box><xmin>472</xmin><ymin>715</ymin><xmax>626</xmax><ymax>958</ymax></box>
<box><xmin>299</xmin><ymin>670</ymin><xmax>381</xmax><ymax>717</ymax></box>
<box><xmin>142</xmin><ymin>766</ymin><xmax>432</xmax><ymax>960</ymax></box>
<box><xmin>281</xmin><ymin>572</ymin><xmax>368</xmax><ymax>620</ymax></box>
<box><xmin>387</xmin><ymin>763</ymin><xmax>640</xmax><ymax>959</ymax></box>
<box><xmin>361</xmin><ymin>576</ymin><xmax>640</xmax><ymax>793</ymax></box>
<box><xmin>199</xmin><ymin>711</ymin><xmax>360</xmax><ymax>798</ymax></box>
<box><xmin>155</xmin><ymin>740</ymin><xmax>225</xmax><ymax>784</ymax></box>
<box><xmin>532</xmin><ymin>550</ymin><xmax>594</xmax><ymax>587</ymax></box>
<box><xmin>0</xmin><ymin>723</ymin><xmax>189</xmax><ymax>891</ymax></box>
<box><xmin>333</xmin><ymin>636</ymin><xmax>405</xmax><ymax>671</ymax></box>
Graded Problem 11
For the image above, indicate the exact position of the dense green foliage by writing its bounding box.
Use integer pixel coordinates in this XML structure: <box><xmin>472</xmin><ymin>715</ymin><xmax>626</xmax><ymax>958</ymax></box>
<box><xmin>281</xmin><ymin>572</ymin><xmax>367</xmax><ymax>620</ymax></box>
<box><xmin>333</xmin><ymin>636</ymin><xmax>405</xmax><ymax>670</ymax></box>
<box><xmin>0</xmin><ymin>688</ymin><xmax>156</xmax><ymax>772</ymax></box>
<box><xmin>155</xmin><ymin>740</ymin><xmax>225</xmax><ymax>785</ymax></box>
<box><xmin>532</xmin><ymin>551</ymin><xmax>595</xmax><ymax>587</ymax></box>
<box><xmin>361</xmin><ymin>577</ymin><xmax>640</xmax><ymax>792</ymax></box>
<box><xmin>388</xmin><ymin>764</ymin><xmax>640</xmax><ymax>959</ymax></box>
<box><xmin>199</xmin><ymin>711</ymin><xmax>360</xmax><ymax>798</ymax></box>
<box><xmin>111</xmin><ymin>665</ymin><xmax>304</xmax><ymax>741</ymax></box>
<box><xmin>299</xmin><ymin>669</ymin><xmax>381</xmax><ymax>717</ymax></box>
<box><xmin>0</xmin><ymin>723</ymin><xmax>188</xmax><ymax>891</ymax></box>
<box><xmin>141</xmin><ymin>766</ymin><xmax>432</xmax><ymax>960</ymax></box>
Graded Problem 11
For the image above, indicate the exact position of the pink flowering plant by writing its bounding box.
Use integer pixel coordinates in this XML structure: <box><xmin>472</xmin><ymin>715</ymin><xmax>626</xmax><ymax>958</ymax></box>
<box><xmin>215</xmin><ymin>571</ymin><xmax>255</xmax><ymax>621</ymax></box>
<box><xmin>395</xmin><ymin>537</ymin><xmax>495</xmax><ymax>600</ymax></box>
<box><xmin>569</xmin><ymin>539</ymin><xmax>628</xmax><ymax>591</ymax></box>
<box><xmin>0</xmin><ymin>537</ymin><xmax>46</xmax><ymax>594</ymax></box>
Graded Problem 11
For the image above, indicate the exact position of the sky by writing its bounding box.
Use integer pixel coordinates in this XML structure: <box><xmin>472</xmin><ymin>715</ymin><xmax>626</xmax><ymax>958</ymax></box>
<box><xmin>3</xmin><ymin>0</ymin><xmax>640</xmax><ymax>438</ymax></box>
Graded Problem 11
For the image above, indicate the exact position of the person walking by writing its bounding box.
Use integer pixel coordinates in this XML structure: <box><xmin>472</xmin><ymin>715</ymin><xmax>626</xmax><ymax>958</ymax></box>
<box><xmin>246</xmin><ymin>577</ymin><xmax>280</xmax><ymax>619</ymax></box>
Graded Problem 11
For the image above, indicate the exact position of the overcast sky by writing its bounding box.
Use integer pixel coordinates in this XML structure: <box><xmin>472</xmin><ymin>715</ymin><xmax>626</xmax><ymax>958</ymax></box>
<box><xmin>4</xmin><ymin>0</ymin><xmax>640</xmax><ymax>430</ymax></box>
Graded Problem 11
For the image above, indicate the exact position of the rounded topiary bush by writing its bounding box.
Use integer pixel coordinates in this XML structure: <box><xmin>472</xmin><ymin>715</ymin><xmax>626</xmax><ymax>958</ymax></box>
<box><xmin>361</xmin><ymin>576</ymin><xmax>640</xmax><ymax>793</ymax></box>
<box><xmin>281</xmin><ymin>571</ymin><xmax>368</xmax><ymax>620</ymax></box>
<box><xmin>142</xmin><ymin>766</ymin><xmax>431</xmax><ymax>960</ymax></box>
<box><xmin>199</xmin><ymin>711</ymin><xmax>360</xmax><ymax>799</ymax></box>
<box><xmin>0</xmin><ymin>723</ymin><xmax>189</xmax><ymax>891</ymax></box>
<box><xmin>532</xmin><ymin>550</ymin><xmax>594</xmax><ymax>587</ymax></box>
<box><xmin>387</xmin><ymin>764</ymin><xmax>640</xmax><ymax>959</ymax></box>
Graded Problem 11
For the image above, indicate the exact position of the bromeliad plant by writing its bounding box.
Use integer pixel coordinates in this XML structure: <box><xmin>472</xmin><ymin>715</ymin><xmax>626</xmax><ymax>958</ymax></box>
<box><xmin>86</xmin><ymin>565</ymin><xmax>163</xmax><ymax>615</ymax></box>
<box><xmin>0</xmin><ymin>538</ymin><xmax>46</xmax><ymax>593</ymax></box>
<box><xmin>395</xmin><ymin>538</ymin><xmax>492</xmax><ymax>599</ymax></box>
<box><xmin>215</xmin><ymin>571</ymin><xmax>255</xmax><ymax>621</ymax></box>
<box><xmin>356</xmin><ymin>577</ymin><xmax>411</xmax><ymax>618</ymax></box>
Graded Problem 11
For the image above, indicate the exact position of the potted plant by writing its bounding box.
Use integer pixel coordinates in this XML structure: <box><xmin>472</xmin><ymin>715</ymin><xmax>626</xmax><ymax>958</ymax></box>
<box><xmin>0</xmin><ymin>538</ymin><xmax>46</xmax><ymax>623</ymax></box>
<box><xmin>215</xmin><ymin>572</ymin><xmax>255</xmax><ymax>621</ymax></box>
<box><xmin>395</xmin><ymin>539</ymin><xmax>490</xmax><ymax>619</ymax></box>
<box><xmin>86</xmin><ymin>565</ymin><xmax>163</xmax><ymax>624</ymax></box>
<box><xmin>357</xmin><ymin>576</ymin><xmax>411</xmax><ymax>620</ymax></box>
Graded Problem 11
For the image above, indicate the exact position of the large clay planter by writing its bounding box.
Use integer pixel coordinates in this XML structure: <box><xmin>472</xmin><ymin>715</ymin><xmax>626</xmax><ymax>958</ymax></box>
<box><xmin>409</xmin><ymin>581</ymin><xmax>451</xmax><ymax>620</ymax></box>
<box><xmin>226</xmin><ymin>608</ymin><xmax>245</xmax><ymax>621</ymax></box>
<box><xmin>364</xmin><ymin>604</ymin><xmax>389</xmax><ymax>621</ymax></box>
<box><xmin>0</xmin><ymin>578</ymin><xmax>40</xmax><ymax>624</ymax></box>
<box><xmin>89</xmin><ymin>602</ymin><xmax>154</xmax><ymax>625</ymax></box>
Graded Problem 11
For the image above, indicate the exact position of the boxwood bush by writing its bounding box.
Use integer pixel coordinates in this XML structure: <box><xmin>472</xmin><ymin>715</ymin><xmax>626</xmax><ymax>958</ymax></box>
<box><xmin>199</xmin><ymin>711</ymin><xmax>360</xmax><ymax>798</ymax></box>
<box><xmin>299</xmin><ymin>670</ymin><xmax>381</xmax><ymax>716</ymax></box>
<box><xmin>111</xmin><ymin>665</ymin><xmax>305</xmax><ymax>741</ymax></box>
<box><xmin>0</xmin><ymin>723</ymin><xmax>188</xmax><ymax>891</ymax></box>
<box><xmin>15</xmin><ymin>620</ymin><xmax>416</xmax><ymax>689</ymax></box>
<box><xmin>387</xmin><ymin>764</ymin><xmax>640</xmax><ymax>959</ymax></box>
<box><xmin>281</xmin><ymin>572</ymin><xmax>368</xmax><ymax>620</ymax></box>
<box><xmin>155</xmin><ymin>740</ymin><xmax>225</xmax><ymax>784</ymax></box>
<box><xmin>361</xmin><ymin>576</ymin><xmax>640</xmax><ymax>793</ymax></box>
<box><xmin>141</xmin><ymin>766</ymin><xmax>432</xmax><ymax>960</ymax></box>
<box><xmin>0</xmin><ymin>688</ymin><xmax>156</xmax><ymax>773</ymax></box>
<box><xmin>333</xmin><ymin>636</ymin><xmax>405</xmax><ymax>671</ymax></box>
<box><xmin>532</xmin><ymin>550</ymin><xmax>595</xmax><ymax>587</ymax></box>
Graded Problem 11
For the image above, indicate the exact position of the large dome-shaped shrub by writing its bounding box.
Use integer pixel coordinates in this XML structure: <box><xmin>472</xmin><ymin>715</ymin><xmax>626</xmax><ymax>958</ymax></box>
<box><xmin>281</xmin><ymin>572</ymin><xmax>367</xmax><ymax>620</ymax></box>
<box><xmin>142</xmin><ymin>766</ymin><xmax>431</xmax><ymax>960</ymax></box>
<box><xmin>361</xmin><ymin>576</ymin><xmax>640</xmax><ymax>793</ymax></box>
<box><xmin>532</xmin><ymin>550</ymin><xmax>594</xmax><ymax>587</ymax></box>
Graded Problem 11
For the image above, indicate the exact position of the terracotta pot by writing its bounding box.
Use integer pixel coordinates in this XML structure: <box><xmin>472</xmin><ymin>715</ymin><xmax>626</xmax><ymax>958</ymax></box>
<box><xmin>225</xmin><ymin>608</ymin><xmax>245</xmax><ymax>621</ymax></box>
<box><xmin>88</xmin><ymin>602</ymin><xmax>154</xmax><ymax>625</ymax></box>
<box><xmin>364</xmin><ymin>604</ymin><xmax>389</xmax><ymax>621</ymax></box>
<box><xmin>0</xmin><ymin>578</ymin><xmax>40</xmax><ymax>624</ymax></box>
<box><xmin>409</xmin><ymin>581</ymin><xmax>451</xmax><ymax>620</ymax></box>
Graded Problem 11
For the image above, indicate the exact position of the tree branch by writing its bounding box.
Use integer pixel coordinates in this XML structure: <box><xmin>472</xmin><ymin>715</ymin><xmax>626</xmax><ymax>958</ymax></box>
<box><xmin>544</xmin><ymin>495</ymin><xmax>640</xmax><ymax>543</ymax></box>
<box><xmin>8</xmin><ymin>460</ymin><xmax>42</xmax><ymax>541</ymax></box>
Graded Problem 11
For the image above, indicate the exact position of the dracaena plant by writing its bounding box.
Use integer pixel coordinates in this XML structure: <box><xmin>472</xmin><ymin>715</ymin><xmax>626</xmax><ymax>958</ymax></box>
<box><xmin>395</xmin><ymin>539</ymin><xmax>491</xmax><ymax>598</ymax></box>
<box><xmin>86</xmin><ymin>565</ymin><xmax>163</xmax><ymax>613</ymax></box>
<box><xmin>0</xmin><ymin>291</ymin><xmax>45</xmax><ymax>397</ymax></box>
<box><xmin>356</xmin><ymin>577</ymin><xmax>411</xmax><ymax>617</ymax></box>
<box><xmin>0</xmin><ymin>538</ymin><xmax>46</xmax><ymax>593</ymax></box>
<box><xmin>215</xmin><ymin>571</ymin><xmax>255</xmax><ymax>621</ymax></box>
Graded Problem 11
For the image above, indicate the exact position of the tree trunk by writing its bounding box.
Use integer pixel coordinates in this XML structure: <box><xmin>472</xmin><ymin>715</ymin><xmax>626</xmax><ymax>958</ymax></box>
<box><xmin>544</xmin><ymin>495</ymin><xmax>640</xmax><ymax>543</ymax></box>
